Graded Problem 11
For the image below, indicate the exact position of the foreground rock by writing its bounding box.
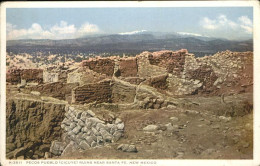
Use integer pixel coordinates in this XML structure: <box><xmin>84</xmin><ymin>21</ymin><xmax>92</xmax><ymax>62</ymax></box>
<box><xmin>117</xmin><ymin>144</ymin><xmax>138</xmax><ymax>153</ymax></box>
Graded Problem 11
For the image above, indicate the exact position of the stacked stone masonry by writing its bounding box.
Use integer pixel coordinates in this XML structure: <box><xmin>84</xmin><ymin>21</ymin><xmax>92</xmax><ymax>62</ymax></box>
<box><xmin>50</xmin><ymin>106</ymin><xmax>124</xmax><ymax>156</ymax></box>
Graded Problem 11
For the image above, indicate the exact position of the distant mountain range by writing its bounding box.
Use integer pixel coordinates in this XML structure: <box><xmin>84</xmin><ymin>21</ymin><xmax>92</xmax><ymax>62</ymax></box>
<box><xmin>7</xmin><ymin>32</ymin><xmax>253</xmax><ymax>57</ymax></box>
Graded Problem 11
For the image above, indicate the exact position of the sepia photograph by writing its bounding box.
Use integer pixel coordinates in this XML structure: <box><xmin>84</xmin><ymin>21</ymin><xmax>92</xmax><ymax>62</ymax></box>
<box><xmin>1</xmin><ymin>1</ymin><xmax>260</xmax><ymax>166</ymax></box>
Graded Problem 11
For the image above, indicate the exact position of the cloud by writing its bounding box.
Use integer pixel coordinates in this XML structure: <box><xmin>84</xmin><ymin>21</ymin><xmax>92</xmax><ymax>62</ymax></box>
<box><xmin>238</xmin><ymin>16</ymin><xmax>253</xmax><ymax>34</ymax></box>
<box><xmin>119</xmin><ymin>30</ymin><xmax>147</xmax><ymax>35</ymax></box>
<box><xmin>7</xmin><ymin>21</ymin><xmax>100</xmax><ymax>40</ymax></box>
<box><xmin>201</xmin><ymin>14</ymin><xmax>238</xmax><ymax>30</ymax></box>
<box><xmin>201</xmin><ymin>14</ymin><xmax>253</xmax><ymax>34</ymax></box>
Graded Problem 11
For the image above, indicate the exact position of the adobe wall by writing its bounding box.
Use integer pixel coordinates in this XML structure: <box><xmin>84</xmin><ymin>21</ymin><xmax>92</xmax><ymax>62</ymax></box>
<box><xmin>72</xmin><ymin>79</ymin><xmax>112</xmax><ymax>104</ymax></box>
<box><xmin>82</xmin><ymin>58</ymin><xmax>115</xmax><ymax>76</ymax></box>
<box><xmin>27</xmin><ymin>82</ymin><xmax>79</xmax><ymax>101</ymax></box>
<box><xmin>118</xmin><ymin>58</ymin><xmax>138</xmax><ymax>77</ymax></box>
<box><xmin>149</xmin><ymin>49</ymin><xmax>187</xmax><ymax>75</ymax></box>
<box><xmin>7</xmin><ymin>69</ymin><xmax>43</xmax><ymax>84</ymax></box>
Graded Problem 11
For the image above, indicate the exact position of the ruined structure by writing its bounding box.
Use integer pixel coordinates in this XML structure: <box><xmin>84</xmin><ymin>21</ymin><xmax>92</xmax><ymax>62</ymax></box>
<box><xmin>6</xmin><ymin>49</ymin><xmax>253</xmax><ymax>159</ymax></box>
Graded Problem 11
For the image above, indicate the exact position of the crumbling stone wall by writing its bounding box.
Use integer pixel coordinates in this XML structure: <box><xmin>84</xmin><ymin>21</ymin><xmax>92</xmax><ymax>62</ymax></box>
<box><xmin>137</xmin><ymin>52</ymin><xmax>167</xmax><ymax>77</ymax></box>
<box><xmin>50</xmin><ymin>106</ymin><xmax>124</xmax><ymax>157</ymax></box>
<box><xmin>149</xmin><ymin>49</ymin><xmax>187</xmax><ymax>75</ymax></box>
<box><xmin>7</xmin><ymin>69</ymin><xmax>43</xmax><ymax>84</ymax></box>
<box><xmin>72</xmin><ymin>79</ymin><xmax>112</xmax><ymax>104</ymax></box>
<box><xmin>182</xmin><ymin>50</ymin><xmax>253</xmax><ymax>95</ymax></box>
<box><xmin>111</xmin><ymin>79</ymin><xmax>136</xmax><ymax>104</ymax></box>
<box><xmin>43</xmin><ymin>71</ymin><xmax>59</xmax><ymax>83</ymax></box>
<box><xmin>27</xmin><ymin>82</ymin><xmax>79</xmax><ymax>102</ymax></box>
<box><xmin>118</xmin><ymin>58</ymin><xmax>138</xmax><ymax>77</ymax></box>
<box><xmin>6</xmin><ymin>98</ymin><xmax>66</xmax><ymax>159</ymax></box>
<box><xmin>67</xmin><ymin>67</ymin><xmax>108</xmax><ymax>85</ymax></box>
<box><xmin>82</xmin><ymin>58</ymin><xmax>115</xmax><ymax>76</ymax></box>
<box><xmin>146</xmin><ymin>74</ymin><xmax>168</xmax><ymax>90</ymax></box>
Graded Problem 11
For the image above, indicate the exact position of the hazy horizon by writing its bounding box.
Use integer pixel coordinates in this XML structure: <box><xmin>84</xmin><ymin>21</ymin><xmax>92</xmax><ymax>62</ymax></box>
<box><xmin>7</xmin><ymin>7</ymin><xmax>253</xmax><ymax>41</ymax></box>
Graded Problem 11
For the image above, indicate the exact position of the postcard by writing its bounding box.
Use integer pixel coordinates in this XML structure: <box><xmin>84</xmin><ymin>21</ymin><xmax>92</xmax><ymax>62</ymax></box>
<box><xmin>1</xmin><ymin>1</ymin><xmax>260</xmax><ymax>166</ymax></box>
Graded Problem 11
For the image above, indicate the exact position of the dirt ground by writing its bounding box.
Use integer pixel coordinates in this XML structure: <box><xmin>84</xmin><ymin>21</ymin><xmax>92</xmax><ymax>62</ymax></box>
<box><xmin>59</xmin><ymin>93</ymin><xmax>253</xmax><ymax>159</ymax></box>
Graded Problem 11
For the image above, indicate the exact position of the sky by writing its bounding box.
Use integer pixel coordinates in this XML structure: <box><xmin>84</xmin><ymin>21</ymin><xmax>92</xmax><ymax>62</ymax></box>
<box><xmin>6</xmin><ymin>7</ymin><xmax>253</xmax><ymax>40</ymax></box>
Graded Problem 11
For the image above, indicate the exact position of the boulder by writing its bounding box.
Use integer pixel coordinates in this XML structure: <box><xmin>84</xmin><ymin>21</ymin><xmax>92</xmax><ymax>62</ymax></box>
<box><xmin>50</xmin><ymin>141</ymin><xmax>66</xmax><ymax>156</ymax></box>
<box><xmin>117</xmin><ymin>144</ymin><xmax>138</xmax><ymax>153</ymax></box>
<box><xmin>143</xmin><ymin>125</ymin><xmax>158</xmax><ymax>132</ymax></box>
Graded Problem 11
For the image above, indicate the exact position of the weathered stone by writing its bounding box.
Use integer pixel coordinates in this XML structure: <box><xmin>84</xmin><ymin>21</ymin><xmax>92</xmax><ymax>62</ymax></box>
<box><xmin>85</xmin><ymin>136</ymin><xmax>96</xmax><ymax>145</ymax></box>
<box><xmin>219</xmin><ymin>116</ymin><xmax>231</xmax><ymax>122</ymax></box>
<box><xmin>110</xmin><ymin>125</ymin><xmax>118</xmax><ymax>135</ymax></box>
<box><xmin>91</xmin><ymin>141</ymin><xmax>97</xmax><ymax>147</ymax></box>
<box><xmin>31</xmin><ymin>91</ymin><xmax>41</xmax><ymax>96</ymax></box>
<box><xmin>81</xmin><ymin>126</ymin><xmax>89</xmax><ymax>133</ymax></box>
<box><xmin>70</xmin><ymin>123</ymin><xmax>76</xmax><ymax>129</ymax></box>
<box><xmin>92</xmin><ymin>127</ymin><xmax>101</xmax><ymax>136</ymax></box>
<box><xmin>112</xmin><ymin>131</ymin><xmax>123</xmax><ymax>142</ymax></box>
<box><xmin>103</xmin><ymin>134</ymin><xmax>113</xmax><ymax>143</ymax></box>
<box><xmin>80</xmin><ymin>112</ymin><xmax>88</xmax><ymax>119</ymax></box>
<box><xmin>117</xmin><ymin>144</ymin><xmax>137</xmax><ymax>153</ymax></box>
<box><xmin>97</xmin><ymin>136</ymin><xmax>103</xmax><ymax>145</ymax></box>
<box><xmin>127</xmin><ymin>145</ymin><xmax>138</xmax><ymax>152</ymax></box>
<box><xmin>100</xmin><ymin>128</ymin><xmax>110</xmax><ymax>137</ymax></box>
<box><xmin>86</xmin><ymin>130</ymin><xmax>94</xmax><ymax>136</ymax></box>
<box><xmin>72</xmin><ymin>125</ymin><xmax>81</xmax><ymax>135</ymax></box>
<box><xmin>50</xmin><ymin>141</ymin><xmax>66</xmax><ymax>156</ymax></box>
<box><xmin>143</xmin><ymin>125</ymin><xmax>158</xmax><ymax>132</ymax></box>
<box><xmin>86</xmin><ymin>110</ymin><xmax>96</xmax><ymax>117</ymax></box>
<box><xmin>117</xmin><ymin>123</ymin><xmax>125</xmax><ymax>130</ymax></box>
<box><xmin>170</xmin><ymin>117</ymin><xmax>179</xmax><ymax>122</ymax></box>
<box><xmin>79</xmin><ymin>140</ymin><xmax>90</xmax><ymax>150</ymax></box>
<box><xmin>165</xmin><ymin>123</ymin><xmax>178</xmax><ymax>131</ymax></box>
<box><xmin>75</xmin><ymin>132</ymin><xmax>84</xmax><ymax>140</ymax></box>
<box><xmin>78</xmin><ymin>120</ymin><xmax>85</xmax><ymax>127</ymax></box>
<box><xmin>115</xmin><ymin>118</ymin><xmax>122</xmax><ymax>124</ymax></box>
<box><xmin>85</xmin><ymin>121</ymin><xmax>92</xmax><ymax>129</ymax></box>
<box><xmin>89</xmin><ymin>117</ymin><xmax>105</xmax><ymax>124</ymax></box>
<box><xmin>96</xmin><ymin>123</ymin><xmax>106</xmax><ymax>131</ymax></box>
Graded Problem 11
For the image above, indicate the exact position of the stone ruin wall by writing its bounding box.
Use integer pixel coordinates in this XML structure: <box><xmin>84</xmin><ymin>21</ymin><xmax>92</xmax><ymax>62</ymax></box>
<box><xmin>71</xmin><ymin>79</ymin><xmax>112</xmax><ymax>104</ymax></box>
<box><xmin>7</xmin><ymin>69</ymin><xmax>43</xmax><ymax>85</ymax></box>
<box><xmin>6</xmin><ymin>50</ymin><xmax>253</xmax><ymax>105</ymax></box>
<box><xmin>181</xmin><ymin>50</ymin><xmax>253</xmax><ymax>95</ymax></box>
<box><xmin>117</xmin><ymin>58</ymin><xmax>138</xmax><ymax>77</ymax></box>
<box><xmin>82</xmin><ymin>58</ymin><xmax>115</xmax><ymax>76</ymax></box>
<box><xmin>43</xmin><ymin>71</ymin><xmax>59</xmax><ymax>83</ymax></box>
<box><xmin>26</xmin><ymin>82</ymin><xmax>79</xmax><ymax>102</ymax></box>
